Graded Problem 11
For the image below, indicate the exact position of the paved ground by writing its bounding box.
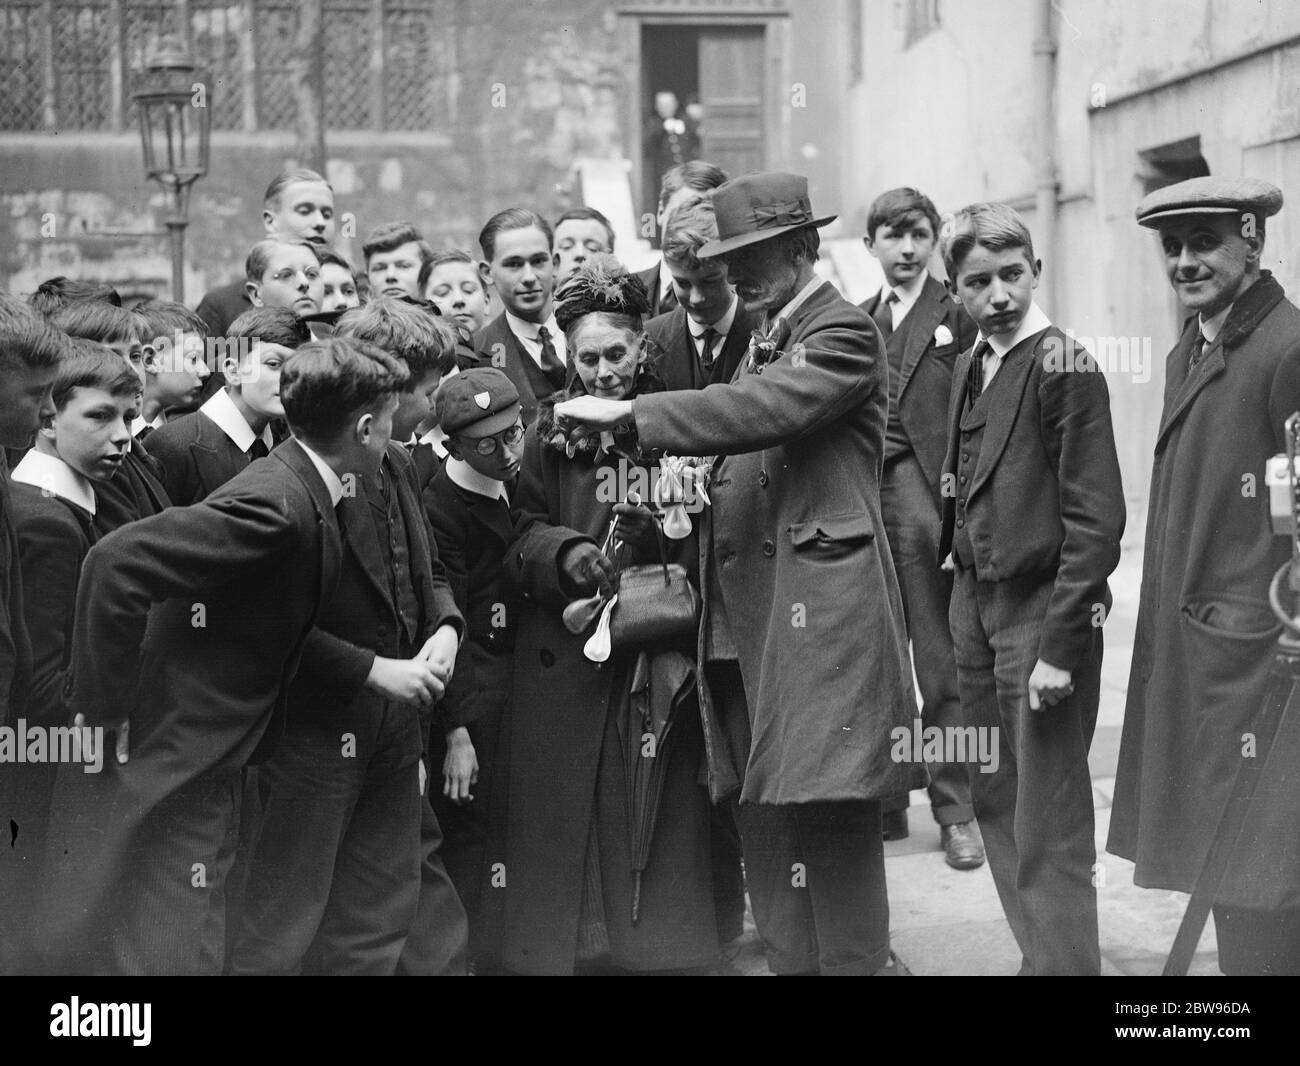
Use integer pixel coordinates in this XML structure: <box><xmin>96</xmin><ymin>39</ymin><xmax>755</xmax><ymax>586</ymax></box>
<box><xmin>731</xmin><ymin>524</ymin><xmax>1223</xmax><ymax>976</ymax></box>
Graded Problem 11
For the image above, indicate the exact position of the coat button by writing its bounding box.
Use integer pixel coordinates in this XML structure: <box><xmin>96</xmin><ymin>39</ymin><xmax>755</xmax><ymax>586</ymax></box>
<box><xmin>959</xmin><ymin>474</ymin><xmax>967</xmax><ymax>484</ymax></box>
<box><xmin>762</xmin><ymin>540</ymin><xmax>775</xmax><ymax>557</ymax></box>
<box><xmin>957</xmin><ymin>497</ymin><xmax>965</xmax><ymax>507</ymax></box>
<box><xmin>961</xmin><ymin>452</ymin><xmax>970</xmax><ymax>462</ymax></box>
<box><xmin>758</xmin><ymin>471</ymin><xmax>769</xmax><ymax>487</ymax></box>
<box><xmin>956</xmin><ymin>518</ymin><xmax>965</xmax><ymax>528</ymax></box>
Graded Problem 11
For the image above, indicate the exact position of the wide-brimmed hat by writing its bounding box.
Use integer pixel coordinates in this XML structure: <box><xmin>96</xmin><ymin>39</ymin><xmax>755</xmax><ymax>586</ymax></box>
<box><xmin>699</xmin><ymin>172</ymin><xmax>836</xmax><ymax>257</ymax></box>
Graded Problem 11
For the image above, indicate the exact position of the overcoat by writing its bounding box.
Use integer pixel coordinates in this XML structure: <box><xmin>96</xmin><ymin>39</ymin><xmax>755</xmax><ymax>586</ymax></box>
<box><xmin>33</xmin><ymin>439</ymin><xmax>342</xmax><ymax>968</ymax></box>
<box><xmin>632</xmin><ymin>280</ymin><xmax>922</xmax><ymax>805</ymax></box>
<box><xmin>1109</xmin><ymin>272</ymin><xmax>1300</xmax><ymax>909</ymax></box>
<box><xmin>499</xmin><ymin>378</ymin><xmax>719</xmax><ymax>975</ymax></box>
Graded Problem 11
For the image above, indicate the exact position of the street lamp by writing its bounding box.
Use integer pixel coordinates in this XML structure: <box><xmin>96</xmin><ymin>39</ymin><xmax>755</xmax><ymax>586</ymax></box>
<box><xmin>132</xmin><ymin>38</ymin><xmax>211</xmax><ymax>303</ymax></box>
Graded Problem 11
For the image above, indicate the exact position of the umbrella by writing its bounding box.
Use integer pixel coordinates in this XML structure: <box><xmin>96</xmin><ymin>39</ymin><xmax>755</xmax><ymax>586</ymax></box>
<box><xmin>616</xmin><ymin>648</ymin><xmax>695</xmax><ymax>925</ymax></box>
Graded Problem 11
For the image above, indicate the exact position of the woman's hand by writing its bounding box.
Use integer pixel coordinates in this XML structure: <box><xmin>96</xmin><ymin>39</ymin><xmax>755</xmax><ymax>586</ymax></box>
<box><xmin>613</xmin><ymin>500</ymin><xmax>661</xmax><ymax>557</ymax></box>
<box><xmin>559</xmin><ymin>541</ymin><xmax>616</xmax><ymax>597</ymax></box>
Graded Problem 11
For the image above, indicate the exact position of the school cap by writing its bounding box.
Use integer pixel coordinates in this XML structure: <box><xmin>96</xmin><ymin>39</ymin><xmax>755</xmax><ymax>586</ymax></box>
<box><xmin>435</xmin><ymin>366</ymin><xmax>520</xmax><ymax>438</ymax></box>
<box><xmin>1135</xmin><ymin>176</ymin><xmax>1282</xmax><ymax>227</ymax></box>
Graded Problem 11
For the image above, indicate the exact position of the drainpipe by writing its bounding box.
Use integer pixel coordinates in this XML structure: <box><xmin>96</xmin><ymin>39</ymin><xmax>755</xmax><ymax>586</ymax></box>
<box><xmin>1033</xmin><ymin>0</ymin><xmax>1059</xmax><ymax>310</ymax></box>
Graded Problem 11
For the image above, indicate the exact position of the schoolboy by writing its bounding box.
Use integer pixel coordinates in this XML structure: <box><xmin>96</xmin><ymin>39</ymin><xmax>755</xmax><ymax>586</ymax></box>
<box><xmin>861</xmin><ymin>187</ymin><xmax>983</xmax><ymax>866</ymax></box>
<box><xmin>365</xmin><ymin>221</ymin><xmax>433</xmax><ymax>301</ymax></box>
<box><xmin>421</xmin><ymin>249</ymin><xmax>490</xmax><ymax>354</ymax></box>
<box><xmin>474</xmin><ymin>208</ymin><xmax>565</xmax><ymax>425</ymax></box>
<box><xmin>938</xmin><ymin>202</ymin><xmax>1125</xmax><ymax>975</ymax></box>
<box><xmin>147</xmin><ymin>307</ymin><xmax>306</xmax><ymax>505</ymax></box>
<box><xmin>424</xmin><ymin>367</ymin><xmax>524</xmax><ymax>970</ymax></box>
<box><xmin>317</xmin><ymin>247</ymin><xmax>361</xmax><ymax>314</ymax></box>
<box><xmin>647</xmin><ymin>197</ymin><xmax>757</xmax><ymax>389</ymax></box>
<box><xmin>552</xmin><ymin>207</ymin><xmax>615</xmax><ymax>285</ymax></box>
<box><xmin>637</xmin><ymin>160</ymin><xmax>729</xmax><ymax>314</ymax></box>
<box><xmin>233</xmin><ymin>303</ymin><xmax>466</xmax><ymax>975</ymax></box>
<box><xmin>132</xmin><ymin>300</ymin><xmax>212</xmax><ymax>431</ymax></box>
<box><xmin>47</xmin><ymin>301</ymin><xmax>171</xmax><ymax>533</ymax></box>
<box><xmin>244</xmin><ymin>238</ymin><xmax>324</xmax><ymax>317</ymax></box>
<box><xmin>1</xmin><ymin>350</ymin><xmax>139</xmax><ymax>971</ymax></box>
<box><xmin>35</xmin><ymin>336</ymin><xmax>404</xmax><ymax>975</ymax></box>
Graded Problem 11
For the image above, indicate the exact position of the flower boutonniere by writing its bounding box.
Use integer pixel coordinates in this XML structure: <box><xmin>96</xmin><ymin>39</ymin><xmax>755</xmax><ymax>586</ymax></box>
<box><xmin>746</xmin><ymin>317</ymin><xmax>792</xmax><ymax>374</ymax></box>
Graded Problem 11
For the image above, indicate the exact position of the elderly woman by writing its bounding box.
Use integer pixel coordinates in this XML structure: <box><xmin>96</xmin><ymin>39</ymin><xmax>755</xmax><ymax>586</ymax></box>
<box><xmin>499</xmin><ymin>257</ymin><xmax>720</xmax><ymax>975</ymax></box>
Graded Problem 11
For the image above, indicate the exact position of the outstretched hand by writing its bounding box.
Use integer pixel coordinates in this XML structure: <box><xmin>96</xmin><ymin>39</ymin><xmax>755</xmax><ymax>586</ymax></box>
<box><xmin>554</xmin><ymin>396</ymin><xmax>635</xmax><ymax>432</ymax></box>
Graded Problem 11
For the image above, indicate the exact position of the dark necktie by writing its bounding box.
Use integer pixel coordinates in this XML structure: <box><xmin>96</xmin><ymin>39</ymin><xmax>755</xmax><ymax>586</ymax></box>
<box><xmin>1189</xmin><ymin>330</ymin><xmax>1208</xmax><ymax>369</ymax></box>
<box><xmin>872</xmin><ymin>291</ymin><xmax>896</xmax><ymax>342</ymax></box>
<box><xmin>536</xmin><ymin>325</ymin><xmax>567</xmax><ymax>392</ymax></box>
<box><xmin>248</xmin><ymin>438</ymin><xmax>269</xmax><ymax>461</ymax></box>
<box><xmin>136</xmin><ymin>424</ymin><xmax>154</xmax><ymax>441</ymax></box>
<box><xmin>968</xmin><ymin>340</ymin><xmax>993</xmax><ymax>398</ymax></box>
<box><xmin>698</xmin><ymin>327</ymin><xmax>720</xmax><ymax>371</ymax></box>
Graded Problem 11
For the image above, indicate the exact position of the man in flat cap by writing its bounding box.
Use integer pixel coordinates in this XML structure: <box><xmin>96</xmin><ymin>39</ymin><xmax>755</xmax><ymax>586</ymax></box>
<box><xmin>1110</xmin><ymin>176</ymin><xmax>1300</xmax><ymax>974</ymax></box>
<box><xmin>554</xmin><ymin>171</ymin><xmax>923</xmax><ymax>976</ymax></box>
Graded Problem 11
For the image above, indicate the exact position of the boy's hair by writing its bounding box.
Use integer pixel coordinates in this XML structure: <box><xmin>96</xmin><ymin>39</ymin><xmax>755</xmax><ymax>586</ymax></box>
<box><xmin>658</xmin><ymin>161</ymin><xmax>728</xmax><ymax>211</ymax></box>
<box><xmin>226</xmin><ymin>307</ymin><xmax>312</xmax><ymax>348</ymax></box>
<box><xmin>28</xmin><ymin>277</ymin><xmax>123</xmax><ymax>316</ymax></box>
<box><xmin>335</xmin><ymin>296</ymin><xmax>458</xmax><ymax>381</ymax></box>
<box><xmin>51</xmin><ymin>349</ymin><xmax>141</xmax><ymax>412</ymax></box>
<box><xmin>941</xmin><ymin>202</ymin><xmax>1037</xmax><ymax>278</ymax></box>
<box><xmin>245</xmin><ymin>238</ymin><xmax>321</xmax><ymax>283</ymax></box>
<box><xmin>661</xmin><ymin>199</ymin><xmax>720</xmax><ymax>272</ymax></box>
<box><xmin>264</xmin><ymin>168</ymin><xmax>332</xmax><ymax>210</ymax></box>
<box><xmin>133</xmin><ymin>300</ymin><xmax>208</xmax><ymax>344</ymax></box>
<box><xmin>362</xmin><ymin>221</ymin><xmax>433</xmax><ymax>266</ymax></box>
<box><xmin>280</xmin><ymin>336</ymin><xmax>409</xmax><ymax>440</ymax></box>
<box><xmin>866</xmin><ymin>187</ymin><xmax>943</xmax><ymax>242</ymax></box>
<box><xmin>553</xmin><ymin>207</ymin><xmax>616</xmax><ymax>252</ymax></box>
<box><xmin>478</xmin><ymin>208</ymin><xmax>554</xmax><ymax>261</ymax></box>
<box><xmin>417</xmin><ymin>248</ymin><xmax>483</xmax><ymax>294</ymax></box>
<box><xmin>49</xmin><ymin>300</ymin><xmax>139</xmax><ymax>345</ymax></box>
<box><xmin>314</xmin><ymin>246</ymin><xmax>355</xmax><ymax>274</ymax></box>
<box><xmin>0</xmin><ymin>293</ymin><xmax>67</xmax><ymax>370</ymax></box>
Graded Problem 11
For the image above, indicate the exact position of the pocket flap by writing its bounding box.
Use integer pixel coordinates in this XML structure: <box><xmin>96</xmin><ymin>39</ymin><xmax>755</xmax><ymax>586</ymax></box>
<box><xmin>788</xmin><ymin>512</ymin><xmax>874</xmax><ymax>547</ymax></box>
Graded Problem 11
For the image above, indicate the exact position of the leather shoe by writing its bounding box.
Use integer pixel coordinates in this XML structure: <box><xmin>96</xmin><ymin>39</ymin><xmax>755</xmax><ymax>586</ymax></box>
<box><xmin>941</xmin><ymin>821</ymin><xmax>985</xmax><ymax>870</ymax></box>
<box><xmin>881</xmin><ymin>809</ymin><xmax>909</xmax><ymax>841</ymax></box>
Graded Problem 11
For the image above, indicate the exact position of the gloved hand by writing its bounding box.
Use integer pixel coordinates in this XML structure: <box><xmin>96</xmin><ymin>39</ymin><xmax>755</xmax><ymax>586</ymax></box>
<box><xmin>612</xmin><ymin>500</ymin><xmax>661</xmax><ymax>559</ymax></box>
<box><xmin>559</xmin><ymin>541</ymin><xmax>616</xmax><ymax>598</ymax></box>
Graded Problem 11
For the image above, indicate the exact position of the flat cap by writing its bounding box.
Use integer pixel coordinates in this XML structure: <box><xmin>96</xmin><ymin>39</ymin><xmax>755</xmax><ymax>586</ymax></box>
<box><xmin>1135</xmin><ymin>176</ymin><xmax>1282</xmax><ymax>228</ymax></box>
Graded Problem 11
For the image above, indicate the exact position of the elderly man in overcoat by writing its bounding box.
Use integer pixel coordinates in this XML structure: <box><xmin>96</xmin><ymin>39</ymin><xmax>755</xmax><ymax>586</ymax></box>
<box><xmin>556</xmin><ymin>171</ymin><xmax>922</xmax><ymax>976</ymax></box>
<box><xmin>1109</xmin><ymin>177</ymin><xmax>1300</xmax><ymax>975</ymax></box>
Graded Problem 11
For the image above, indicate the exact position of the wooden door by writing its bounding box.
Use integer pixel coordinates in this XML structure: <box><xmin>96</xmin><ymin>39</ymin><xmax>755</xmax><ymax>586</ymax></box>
<box><xmin>698</xmin><ymin>27</ymin><xmax>765</xmax><ymax>177</ymax></box>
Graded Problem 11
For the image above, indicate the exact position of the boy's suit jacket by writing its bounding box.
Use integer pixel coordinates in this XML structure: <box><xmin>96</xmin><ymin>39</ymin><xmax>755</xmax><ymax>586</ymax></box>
<box><xmin>938</xmin><ymin>325</ymin><xmax>1125</xmax><ymax>670</ymax></box>
<box><xmin>92</xmin><ymin>437</ymin><xmax>171</xmax><ymax>534</ymax></box>
<box><xmin>36</xmin><ymin>438</ymin><xmax>343</xmax><ymax>960</ymax></box>
<box><xmin>860</xmin><ymin>274</ymin><xmax>977</xmax><ymax>507</ymax></box>
<box><xmin>645</xmin><ymin>302</ymin><xmax>759</xmax><ymax>391</ymax></box>
<box><xmin>424</xmin><ymin>463</ymin><xmax>517</xmax><ymax>732</ymax></box>
<box><xmin>293</xmin><ymin>442</ymin><xmax>463</xmax><ymax>731</ymax></box>
<box><xmin>632</xmin><ymin>280</ymin><xmax>920</xmax><ymax>806</ymax></box>
<box><xmin>0</xmin><ymin>463</ymin><xmax>33</xmax><ymax>727</ymax></box>
<box><xmin>473</xmin><ymin>312</ymin><xmax>561</xmax><ymax>427</ymax></box>
<box><xmin>8</xmin><ymin>485</ymin><xmax>95</xmax><ymax>723</ymax></box>
<box><xmin>147</xmin><ymin>408</ymin><xmax>260</xmax><ymax>506</ymax></box>
<box><xmin>195</xmin><ymin>278</ymin><xmax>253</xmax><ymax>340</ymax></box>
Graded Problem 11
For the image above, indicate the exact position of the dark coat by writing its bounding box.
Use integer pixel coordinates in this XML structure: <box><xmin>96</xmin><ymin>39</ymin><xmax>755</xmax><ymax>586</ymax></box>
<box><xmin>92</xmin><ymin>437</ymin><xmax>171</xmax><ymax>535</ymax></box>
<box><xmin>1109</xmin><ymin>272</ymin><xmax>1300</xmax><ymax>909</ymax></box>
<box><xmin>472</xmin><ymin>312</ymin><xmax>561</xmax><ymax>427</ymax></box>
<box><xmin>632</xmin><ymin>280</ymin><xmax>921</xmax><ymax>805</ymax></box>
<box><xmin>35</xmin><ymin>439</ymin><xmax>343</xmax><ymax>965</ymax></box>
<box><xmin>861</xmin><ymin>274</ymin><xmax>977</xmax><ymax>507</ymax></box>
<box><xmin>938</xmin><ymin>325</ymin><xmax>1126</xmax><ymax>670</ymax></box>
<box><xmin>645</xmin><ymin>302</ymin><xmax>758</xmax><ymax>391</ymax></box>
<box><xmin>146</xmin><ymin>408</ymin><xmax>265</xmax><ymax>506</ymax></box>
<box><xmin>195</xmin><ymin>278</ymin><xmax>252</xmax><ymax>339</ymax></box>
<box><xmin>498</xmin><ymin>378</ymin><xmax>718</xmax><ymax>974</ymax></box>
<box><xmin>0</xmin><ymin>464</ymin><xmax>32</xmax><ymax>727</ymax></box>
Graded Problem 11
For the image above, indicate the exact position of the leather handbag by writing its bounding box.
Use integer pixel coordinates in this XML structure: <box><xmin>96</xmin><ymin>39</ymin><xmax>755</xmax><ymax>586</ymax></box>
<box><xmin>606</xmin><ymin>515</ymin><xmax>701</xmax><ymax>652</ymax></box>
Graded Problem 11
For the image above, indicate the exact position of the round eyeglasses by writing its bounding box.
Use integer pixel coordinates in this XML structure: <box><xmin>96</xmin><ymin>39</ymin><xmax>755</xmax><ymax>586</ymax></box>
<box><xmin>471</xmin><ymin>422</ymin><xmax>525</xmax><ymax>456</ymax></box>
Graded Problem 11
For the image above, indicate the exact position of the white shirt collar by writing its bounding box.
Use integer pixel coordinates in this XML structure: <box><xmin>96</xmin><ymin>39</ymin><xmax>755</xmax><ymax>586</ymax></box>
<box><xmin>445</xmin><ymin>456</ymin><xmax>509</xmax><ymax>502</ymax></box>
<box><xmin>1199</xmin><ymin>304</ymin><xmax>1232</xmax><ymax>344</ymax></box>
<box><xmin>294</xmin><ymin>440</ymin><xmax>345</xmax><ymax>507</ymax></box>
<box><xmin>688</xmin><ymin>294</ymin><xmax>739</xmax><ymax>340</ymax></box>
<box><xmin>769</xmin><ymin>275</ymin><xmax>828</xmax><ymax>328</ymax></box>
<box><xmin>505</xmin><ymin>309</ymin><xmax>560</xmax><ymax>344</ymax></box>
<box><xmin>978</xmin><ymin>302</ymin><xmax>1053</xmax><ymax>359</ymax></box>
<box><xmin>200</xmin><ymin>388</ymin><xmax>274</xmax><ymax>455</ymax></box>
<box><xmin>885</xmin><ymin>269</ymin><xmax>928</xmax><ymax>319</ymax></box>
<box><xmin>419</xmin><ymin>424</ymin><xmax>451</xmax><ymax>460</ymax></box>
<box><xmin>132</xmin><ymin>412</ymin><xmax>166</xmax><ymax>437</ymax></box>
<box><xmin>12</xmin><ymin>450</ymin><xmax>97</xmax><ymax>515</ymax></box>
